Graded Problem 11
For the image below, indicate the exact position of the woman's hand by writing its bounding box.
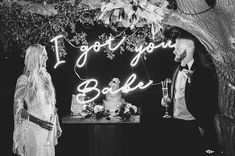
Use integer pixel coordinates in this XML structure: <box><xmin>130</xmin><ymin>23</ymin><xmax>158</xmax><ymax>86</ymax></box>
<box><xmin>57</xmin><ymin>125</ymin><xmax>62</xmax><ymax>137</ymax></box>
<box><xmin>56</xmin><ymin>113</ymin><xmax>62</xmax><ymax>137</ymax></box>
<box><xmin>20</xmin><ymin>108</ymin><xmax>29</xmax><ymax>119</ymax></box>
<box><xmin>20</xmin><ymin>108</ymin><xmax>54</xmax><ymax>131</ymax></box>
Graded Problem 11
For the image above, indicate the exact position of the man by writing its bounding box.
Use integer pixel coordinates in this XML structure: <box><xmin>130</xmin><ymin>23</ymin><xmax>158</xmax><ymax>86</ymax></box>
<box><xmin>162</xmin><ymin>37</ymin><xmax>219</xmax><ymax>156</ymax></box>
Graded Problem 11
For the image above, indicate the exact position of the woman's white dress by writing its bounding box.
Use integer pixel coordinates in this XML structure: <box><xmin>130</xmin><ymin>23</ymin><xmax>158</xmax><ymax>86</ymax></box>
<box><xmin>13</xmin><ymin>75</ymin><xmax>59</xmax><ymax>156</ymax></box>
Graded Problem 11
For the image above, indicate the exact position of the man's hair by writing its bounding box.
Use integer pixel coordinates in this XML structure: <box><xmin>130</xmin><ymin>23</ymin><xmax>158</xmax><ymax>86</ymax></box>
<box><xmin>177</xmin><ymin>31</ymin><xmax>214</xmax><ymax>68</ymax></box>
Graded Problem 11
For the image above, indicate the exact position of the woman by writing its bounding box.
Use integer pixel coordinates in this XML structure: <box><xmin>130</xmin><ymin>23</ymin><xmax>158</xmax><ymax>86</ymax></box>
<box><xmin>13</xmin><ymin>44</ymin><xmax>62</xmax><ymax>156</ymax></box>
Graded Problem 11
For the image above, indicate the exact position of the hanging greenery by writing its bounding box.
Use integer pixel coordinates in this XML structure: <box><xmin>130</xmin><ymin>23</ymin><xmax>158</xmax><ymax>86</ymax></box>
<box><xmin>0</xmin><ymin>0</ymin><xmax>179</xmax><ymax>58</ymax></box>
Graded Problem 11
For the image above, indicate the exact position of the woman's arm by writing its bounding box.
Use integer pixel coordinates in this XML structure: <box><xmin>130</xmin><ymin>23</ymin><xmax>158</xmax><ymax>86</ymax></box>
<box><xmin>20</xmin><ymin>108</ymin><xmax>54</xmax><ymax>131</ymax></box>
<box><xmin>13</xmin><ymin>75</ymin><xmax>28</xmax><ymax>154</ymax></box>
<box><xmin>14</xmin><ymin>75</ymin><xmax>53</xmax><ymax>131</ymax></box>
<box><xmin>55</xmin><ymin>108</ymin><xmax>62</xmax><ymax>137</ymax></box>
<box><xmin>14</xmin><ymin>75</ymin><xmax>28</xmax><ymax>123</ymax></box>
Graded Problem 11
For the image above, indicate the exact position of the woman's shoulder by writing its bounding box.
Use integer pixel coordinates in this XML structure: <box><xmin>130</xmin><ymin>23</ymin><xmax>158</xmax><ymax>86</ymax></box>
<box><xmin>16</xmin><ymin>74</ymin><xmax>28</xmax><ymax>86</ymax></box>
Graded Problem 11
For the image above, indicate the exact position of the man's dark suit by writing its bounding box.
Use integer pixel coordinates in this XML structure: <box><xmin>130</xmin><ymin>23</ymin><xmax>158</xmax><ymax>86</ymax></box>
<box><xmin>169</xmin><ymin>58</ymin><xmax>219</xmax><ymax>155</ymax></box>
<box><xmin>171</xmin><ymin>59</ymin><xmax>218</xmax><ymax>128</ymax></box>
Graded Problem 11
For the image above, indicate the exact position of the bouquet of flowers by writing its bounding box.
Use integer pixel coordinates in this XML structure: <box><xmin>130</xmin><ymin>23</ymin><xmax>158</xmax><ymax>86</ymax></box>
<box><xmin>97</xmin><ymin>0</ymin><xmax>169</xmax><ymax>39</ymax></box>
<box><xmin>81</xmin><ymin>103</ymin><xmax>111</xmax><ymax>120</ymax></box>
<box><xmin>118</xmin><ymin>102</ymin><xmax>140</xmax><ymax>120</ymax></box>
<box><xmin>182</xmin><ymin>69</ymin><xmax>194</xmax><ymax>83</ymax></box>
<box><xmin>93</xmin><ymin>104</ymin><xmax>111</xmax><ymax>119</ymax></box>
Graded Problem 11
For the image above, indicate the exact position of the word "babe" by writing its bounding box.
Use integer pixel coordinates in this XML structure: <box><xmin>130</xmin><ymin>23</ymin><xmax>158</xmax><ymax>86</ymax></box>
<box><xmin>76</xmin><ymin>73</ymin><xmax>153</xmax><ymax>104</ymax></box>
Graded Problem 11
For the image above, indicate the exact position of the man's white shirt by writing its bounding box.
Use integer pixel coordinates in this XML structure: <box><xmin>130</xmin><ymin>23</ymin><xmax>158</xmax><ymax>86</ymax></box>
<box><xmin>173</xmin><ymin>59</ymin><xmax>196</xmax><ymax>120</ymax></box>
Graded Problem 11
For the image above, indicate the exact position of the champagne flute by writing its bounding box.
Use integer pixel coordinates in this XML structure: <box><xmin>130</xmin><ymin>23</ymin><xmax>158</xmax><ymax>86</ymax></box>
<box><xmin>161</xmin><ymin>78</ymin><xmax>171</xmax><ymax>118</ymax></box>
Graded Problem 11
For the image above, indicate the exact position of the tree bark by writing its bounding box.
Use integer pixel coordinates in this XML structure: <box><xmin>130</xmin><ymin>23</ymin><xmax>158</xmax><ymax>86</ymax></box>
<box><xmin>163</xmin><ymin>0</ymin><xmax>235</xmax><ymax>155</ymax></box>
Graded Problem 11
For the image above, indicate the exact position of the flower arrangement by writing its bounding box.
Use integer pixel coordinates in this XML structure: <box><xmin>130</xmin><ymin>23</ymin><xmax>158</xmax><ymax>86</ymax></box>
<box><xmin>182</xmin><ymin>69</ymin><xmax>194</xmax><ymax>83</ymax></box>
<box><xmin>97</xmin><ymin>0</ymin><xmax>169</xmax><ymax>39</ymax></box>
<box><xmin>71</xmin><ymin>93</ymin><xmax>140</xmax><ymax>120</ymax></box>
<box><xmin>81</xmin><ymin>103</ymin><xmax>111</xmax><ymax>120</ymax></box>
<box><xmin>71</xmin><ymin>100</ymin><xmax>140</xmax><ymax>120</ymax></box>
<box><xmin>118</xmin><ymin>102</ymin><xmax>140</xmax><ymax>120</ymax></box>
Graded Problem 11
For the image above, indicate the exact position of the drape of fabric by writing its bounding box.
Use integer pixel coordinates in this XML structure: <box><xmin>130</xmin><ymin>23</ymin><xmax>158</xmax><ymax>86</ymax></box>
<box><xmin>13</xmin><ymin>74</ymin><xmax>59</xmax><ymax>156</ymax></box>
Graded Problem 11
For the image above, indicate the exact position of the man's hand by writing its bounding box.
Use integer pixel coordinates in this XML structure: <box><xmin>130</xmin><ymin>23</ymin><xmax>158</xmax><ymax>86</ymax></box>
<box><xmin>199</xmin><ymin>127</ymin><xmax>205</xmax><ymax>137</ymax></box>
<box><xmin>161</xmin><ymin>96</ymin><xmax>171</xmax><ymax>107</ymax></box>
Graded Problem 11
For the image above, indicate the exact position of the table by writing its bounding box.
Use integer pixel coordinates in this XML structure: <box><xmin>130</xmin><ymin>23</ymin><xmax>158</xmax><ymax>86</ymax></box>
<box><xmin>62</xmin><ymin>115</ymin><xmax>140</xmax><ymax>124</ymax></box>
<box><xmin>62</xmin><ymin>115</ymin><xmax>140</xmax><ymax>156</ymax></box>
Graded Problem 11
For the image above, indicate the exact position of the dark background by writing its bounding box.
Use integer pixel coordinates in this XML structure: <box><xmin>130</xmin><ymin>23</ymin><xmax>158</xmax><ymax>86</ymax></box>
<box><xmin>0</xmin><ymin>29</ymin><xmax>177</xmax><ymax>156</ymax></box>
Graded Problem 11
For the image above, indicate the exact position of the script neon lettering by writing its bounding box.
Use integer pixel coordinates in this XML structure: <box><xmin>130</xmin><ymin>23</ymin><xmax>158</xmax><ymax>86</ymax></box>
<box><xmin>130</xmin><ymin>40</ymin><xmax>175</xmax><ymax>67</ymax></box>
<box><xmin>120</xmin><ymin>73</ymin><xmax>153</xmax><ymax>93</ymax></box>
<box><xmin>51</xmin><ymin>35</ymin><xmax>175</xmax><ymax>104</ymax></box>
<box><xmin>50</xmin><ymin>35</ymin><xmax>66</xmax><ymax>69</ymax></box>
<box><xmin>76</xmin><ymin>79</ymin><xmax>100</xmax><ymax>104</ymax></box>
<box><xmin>52</xmin><ymin>34</ymin><xmax>174</xmax><ymax>69</ymax></box>
<box><xmin>77</xmin><ymin>74</ymin><xmax>153</xmax><ymax>104</ymax></box>
<box><xmin>76</xmin><ymin>37</ymin><xmax>126</xmax><ymax>68</ymax></box>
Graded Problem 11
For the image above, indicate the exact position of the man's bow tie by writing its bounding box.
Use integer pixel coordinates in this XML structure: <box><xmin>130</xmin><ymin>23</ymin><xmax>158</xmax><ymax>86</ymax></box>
<box><xmin>179</xmin><ymin>65</ymin><xmax>189</xmax><ymax>71</ymax></box>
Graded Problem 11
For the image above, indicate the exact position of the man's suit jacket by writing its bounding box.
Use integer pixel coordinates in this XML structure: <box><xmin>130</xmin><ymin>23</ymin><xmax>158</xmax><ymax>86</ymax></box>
<box><xmin>170</xmin><ymin>59</ymin><xmax>219</xmax><ymax>150</ymax></box>
<box><xmin>170</xmin><ymin>59</ymin><xmax>218</xmax><ymax>129</ymax></box>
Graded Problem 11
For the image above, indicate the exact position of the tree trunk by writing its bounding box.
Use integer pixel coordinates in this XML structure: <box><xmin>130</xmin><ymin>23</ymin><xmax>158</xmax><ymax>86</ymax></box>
<box><xmin>163</xmin><ymin>0</ymin><xmax>235</xmax><ymax>155</ymax></box>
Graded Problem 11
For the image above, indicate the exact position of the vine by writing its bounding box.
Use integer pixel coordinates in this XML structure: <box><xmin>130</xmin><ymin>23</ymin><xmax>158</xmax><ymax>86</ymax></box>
<box><xmin>0</xmin><ymin>0</ymin><xmax>179</xmax><ymax>59</ymax></box>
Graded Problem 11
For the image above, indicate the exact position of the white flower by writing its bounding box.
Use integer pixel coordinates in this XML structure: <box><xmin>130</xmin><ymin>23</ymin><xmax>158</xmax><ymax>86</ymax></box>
<box><xmin>124</xmin><ymin>107</ymin><xmax>129</xmax><ymax>114</ymax></box>
<box><xmin>82</xmin><ymin>104</ymin><xmax>88</xmax><ymax>111</ymax></box>
<box><xmin>98</xmin><ymin>0</ymin><xmax>169</xmax><ymax>37</ymax></box>
<box><xmin>131</xmin><ymin>105</ymin><xmax>138</xmax><ymax>113</ymax></box>
<box><xmin>182</xmin><ymin>69</ymin><xmax>194</xmax><ymax>83</ymax></box>
<box><xmin>94</xmin><ymin>105</ymin><xmax>104</xmax><ymax>113</ymax></box>
<box><xmin>126</xmin><ymin>103</ymin><xmax>132</xmax><ymax>108</ymax></box>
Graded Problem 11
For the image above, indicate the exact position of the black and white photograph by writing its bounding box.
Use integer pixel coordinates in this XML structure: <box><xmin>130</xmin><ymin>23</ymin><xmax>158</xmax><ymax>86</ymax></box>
<box><xmin>1</xmin><ymin>0</ymin><xmax>234</xmax><ymax>156</ymax></box>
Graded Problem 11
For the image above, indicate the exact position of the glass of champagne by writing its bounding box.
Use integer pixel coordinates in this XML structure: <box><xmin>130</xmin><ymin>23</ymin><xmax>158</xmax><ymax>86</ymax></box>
<box><xmin>161</xmin><ymin>78</ymin><xmax>171</xmax><ymax>118</ymax></box>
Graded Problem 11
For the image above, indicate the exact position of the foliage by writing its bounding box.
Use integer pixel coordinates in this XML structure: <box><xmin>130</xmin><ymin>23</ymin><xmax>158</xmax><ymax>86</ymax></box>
<box><xmin>0</xmin><ymin>2</ymin><xmax>95</xmax><ymax>55</ymax></box>
<box><xmin>98</xmin><ymin>0</ymin><xmax>169</xmax><ymax>37</ymax></box>
<box><xmin>80</xmin><ymin>103</ymin><xmax>111</xmax><ymax>120</ymax></box>
<box><xmin>118</xmin><ymin>102</ymin><xmax>141</xmax><ymax>120</ymax></box>
<box><xmin>0</xmin><ymin>0</ymin><xmax>179</xmax><ymax>59</ymax></box>
<box><xmin>71</xmin><ymin>100</ymin><xmax>141</xmax><ymax>120</ymax></box>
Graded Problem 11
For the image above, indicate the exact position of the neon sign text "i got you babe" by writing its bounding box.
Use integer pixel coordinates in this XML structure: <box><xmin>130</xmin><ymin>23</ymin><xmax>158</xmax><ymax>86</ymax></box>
<box><xmin>51</xmin><ymin>35</ymin><xmax>175</xmax><ymax>104</ymax></box>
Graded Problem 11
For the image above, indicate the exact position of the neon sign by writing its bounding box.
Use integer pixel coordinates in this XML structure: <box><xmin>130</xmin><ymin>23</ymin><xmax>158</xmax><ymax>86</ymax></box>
<box><xmin>131</xmin><ymin>41</ymin><xmax>175</xmax><ymax>67</ymax></box>
<box><xmin>76</xmin><ymin>36</ymin><xmax>126</xmax><ymax>68</ymax></box>
<box><xmin>50</xmin><ymin>35</ymin><xmax>66</xmax><ymax>69</ymax></box>
<box><xmin>51</xmin><ymin>35</ymin><xmax>175</xmax><ymax>104</ymax></box>
<box><xmin>51</xmin><ymin>35</ymin><xmax>174</xmax><ymax>69</ymax></box>
<box><xmin>76</xmin><ymin>73</ymin><xmax>153</xmax><ymax>104</ymax></box>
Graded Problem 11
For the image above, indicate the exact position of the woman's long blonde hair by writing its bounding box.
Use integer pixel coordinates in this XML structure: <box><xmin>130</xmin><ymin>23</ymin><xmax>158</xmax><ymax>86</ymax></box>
<box><xmin>24</xmin><ymin>44</ymin><xmax>56</xmax><ymax>106</ymax></box>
